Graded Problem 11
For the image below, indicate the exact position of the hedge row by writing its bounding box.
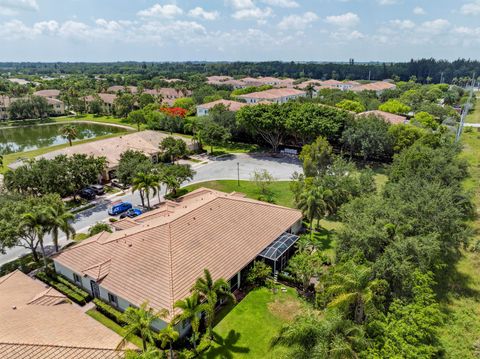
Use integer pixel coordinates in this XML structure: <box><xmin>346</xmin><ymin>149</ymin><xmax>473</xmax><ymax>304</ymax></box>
<box><xmin>35</xmin><ymin>272</ymin><xmax>89</xmax><ymax>305</ymax></box>
<box><xmin>93</xmin><ymin>298</ymin><xmax>126</xmax><ymax>326</ymax></box>
<box><xmin>56</xmin><ymin>274</ymin><xmax>90</xmax><ymax>298</ymax></box>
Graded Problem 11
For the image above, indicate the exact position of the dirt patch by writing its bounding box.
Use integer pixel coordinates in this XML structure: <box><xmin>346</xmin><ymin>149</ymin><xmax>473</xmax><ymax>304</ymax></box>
<box><xmin>268</xmin><ymin>296</ymin><xmax>302</xmax><ymax>322</ymax></box>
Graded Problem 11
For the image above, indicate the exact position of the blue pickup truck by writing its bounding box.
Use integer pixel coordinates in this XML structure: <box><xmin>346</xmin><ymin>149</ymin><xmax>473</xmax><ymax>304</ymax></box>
<box><xmin>108</xmin><ymin>202</ymin><xmax>133</xmax><ymax>216</ymax></box>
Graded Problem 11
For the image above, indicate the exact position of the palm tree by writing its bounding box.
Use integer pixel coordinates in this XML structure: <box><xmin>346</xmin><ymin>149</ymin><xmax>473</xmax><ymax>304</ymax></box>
<box><xmin>326</xmin><ymin>262</ymin><xmax>378</xmax><ymax>324</ymax></box>
<box><xmin>158</xmin><ymin>325</ymin><xmax>179</xmax><ymax>359</ymax></box>
<box><xmin>59</xmin><ymin>125</ymin><xmax>78</xmax><ymax>147</ymax></box>
<box><xmin>191</xmin><ymin>269</ymin><xmax>236</xmax><ymax>339</ymax></box>
<box><xmin>44</xmin><ymin>205</ymin><xmax>76</xmax><ymax>252</ymax></box>
<box><xmin>132</xmin><ymin>172</ymin><xmax>159</xmax><ymax>210</ymax></box>
<box><xmin>19</xmin><ymin>210</ymin><xmax>51</xmax><ymax>270</ymax></box>
<box><xmin>0</xmin><ymin>154</ymin><xmax>3</xmax><ymax>168</ymax></box>
<box><xmin>174</xmin><ymin>292</ymin><xmax>205</xmax><ymax>352</ymax></box>
<box><xmin>296</xmin><ymin>186</ymin><xmax>330</xmax><ymax>239</ymax></box>
<box><xmin>119</xmin><ymin>302</ymin><xmax>169</xmax><ymax>352</ymax></box>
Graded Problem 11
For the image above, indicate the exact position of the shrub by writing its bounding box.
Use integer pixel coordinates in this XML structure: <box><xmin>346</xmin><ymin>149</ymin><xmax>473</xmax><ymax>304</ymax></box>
<box><xmin>88</xmin><ymin>222</ymin><xmax>113</xmax><ymax>236</ymax></box>
<box><xmin>56</xmin><ymin>274</ymin><xmax>90</xmax><ymax>298</ymax></box>
<box><xmin>35</xmin><ymin>272</ymin><xmax>88</xmax><ymax>305</ymax></box>
<box><xmin>246</xmin><ymin>261</ymin><xmax>272</xmax><ymax>287</ymax></box>
<box><xmin>93</xmin><ymin>298</ymin><xmax>126</xmax><ymax>325</ymax></box>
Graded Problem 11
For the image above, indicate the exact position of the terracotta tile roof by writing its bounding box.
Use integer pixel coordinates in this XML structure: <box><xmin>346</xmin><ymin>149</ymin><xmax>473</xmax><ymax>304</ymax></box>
<box><xmin>107</xmin><ymin>86</ymin><xmax>138</xmax><ymax>94</ymax></box>
<box><xmin>197</xmin><ymin>99</ymin><xmax>247</xmax><ymax>112</ymax></box>
<box><xmin>206</xmin><ymin>76</ymin><xmax>233</xmax><ymax>82</ymax></box>
<box><xmin>357</xmin><ymin>110</ymin><xmax>407</xmax><ymax>125</ymax></box>
<box><xmin>143</xmin><ymin>88</ymin><xmax>191</xmax><ymax>99</ymax></box>
<box><xmin>351</xmin><ymin>81</ymin><xmax>396</xmax><ymax>92</ymax></box>
<box><xmin>0</xmin><ymin>343</ymin><xmax>124</xmax><ymax>359</ymax></box>
<box><xmin>237</xmin><ymin>88</ymin><xmax>306</xmax><ymax>100</ymax></box>
<box><xmin>28</xmin><ymin>131</ymin><xmax>193</xmax><ymax>170</ymax></box>
<box><xmin>0</xmin><ymin>271</ymin><xmax>126</xmax><ymax>352</ymax></box>
<box><xmin>321</xmin><ymin>79</ymin><xmax>343</xmax><ymax>86</ymax></box>
<box><xmin>33</xmin><ymin>89</ymin><xmax>61</xmax><ymax>98</ymax></box>
<box><xmin>296</xmin><ymin>79</ymin><xmax>323</xmax><ymax>89</ymax></box>
<box><xmin>85</xmin><ymin>93</ymin><xmax>117</xmax><ymax>105</ymax></box>
<box><xmin>54</xmin><ymin>188</ymin><xmax>302</xmax><ymax>319</ymax></box>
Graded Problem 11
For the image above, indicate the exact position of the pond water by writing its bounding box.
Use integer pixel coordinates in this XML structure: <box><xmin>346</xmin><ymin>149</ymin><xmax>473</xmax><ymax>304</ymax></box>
<box><xmin>0</xmin><ymin>122</ymin><xmax>128</xmax><ymax>155</ymax></box>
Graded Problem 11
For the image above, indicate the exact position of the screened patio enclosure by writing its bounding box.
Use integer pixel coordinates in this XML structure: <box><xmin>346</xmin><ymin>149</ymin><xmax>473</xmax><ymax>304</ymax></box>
<box><xmin>258</xmin><ymin>232</ymin><xmax>299</xmax><ymax>273</ymax></box>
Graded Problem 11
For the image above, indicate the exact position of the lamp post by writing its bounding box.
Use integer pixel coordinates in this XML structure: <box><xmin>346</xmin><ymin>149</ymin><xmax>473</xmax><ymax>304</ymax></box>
<box><xmin>237</xmin><ymin>162</ymin><xmax>240</xmax><ymax>187</ymax></box>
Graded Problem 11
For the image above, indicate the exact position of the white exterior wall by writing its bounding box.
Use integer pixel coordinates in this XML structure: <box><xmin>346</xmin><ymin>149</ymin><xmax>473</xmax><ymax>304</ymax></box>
<box><xmin>196</xmin><ymin>106</ymin><xmax>209</xmax><ymax>116</ymax></box>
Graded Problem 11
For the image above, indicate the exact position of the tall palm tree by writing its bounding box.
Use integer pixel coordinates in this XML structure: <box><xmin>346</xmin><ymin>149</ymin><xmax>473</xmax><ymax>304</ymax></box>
<box><xmin>59</xmin><ymin>125</ymin><xmax>78</xmax><ymax>147</ymax></box>
<box><xmin>174</xmin><ymin>292</ymin><xmax>205</xmax><ymax>352</ymax></box>
<box><xmin>19</xmin><ymin>210</ymin><xmax>51</xmax><ymax>270</ymax></box>
<box><xmin>158</xmin><ymin>325</ymin><xmax>179</xmax><ymax>359</ymax></box>
<box><xmin>44</xmin><ymin>205</ymin><xmax>76</xmax><ymax>252</ymax></box>
<box><xmin>326</xmin><ymin>262</ymin><xmax>378</xmax><ymax>324</ymax></box>
<box><xmin>132</xmin><ymin>172</ymin><xmax>159</xmax><ymax>210</ymax></box>
<box><xmin>118</xmin><ymin>302</ymin><xmax>169</xmax><ymax>352</ymax></box>
<box><xmin>191</xmin><ymin>268</ymin><xmax>236</xmax><ymax>339</ymax></box>
<box><xmin>296</xmin><ymin>186</ymin><xmax>329</xmax><ymax>239</ymax></box>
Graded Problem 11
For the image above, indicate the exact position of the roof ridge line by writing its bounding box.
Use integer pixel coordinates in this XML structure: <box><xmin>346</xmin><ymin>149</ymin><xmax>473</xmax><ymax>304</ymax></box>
<box><xmin>166</xmin><ymin>222</ymin><xmax>175</xmax><ymax>319</ymax></box>
<box><xmin>0</xmin><ymin>341</ymin><xmax>126</xmax><ymax>351</ymax></box>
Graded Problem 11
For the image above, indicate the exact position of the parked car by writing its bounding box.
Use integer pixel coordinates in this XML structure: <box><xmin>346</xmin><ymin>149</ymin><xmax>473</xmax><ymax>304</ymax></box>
<box><xmin>111</xmin><ymin>178</ymin><xmax>129</xmax><ymax>190</ymax></box>
<box><xmin>89</xmin><ymin>184</ymin><xmax>105</xmax><ymax>195</ymax></box>
<box><xmin>119</xmin><ymin>208</ymin><xmax>143</xmax><ymax>219</ymax></box>
<box><xmin>108</xmin><ymin>202</ymin><xmax>133</xmax><ymax>216</ymax></box>
<box><xmin>79</xmin><ymin>188</ymin><xmax>96</xmax><ymax>200</ymax></box>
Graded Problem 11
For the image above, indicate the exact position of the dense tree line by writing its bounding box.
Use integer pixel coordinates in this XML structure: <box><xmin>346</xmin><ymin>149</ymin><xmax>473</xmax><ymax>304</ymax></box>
<box><xmin>1</xmin><ymin>58</ymin><xmax>480</xmax><ymax>84</ymax></box>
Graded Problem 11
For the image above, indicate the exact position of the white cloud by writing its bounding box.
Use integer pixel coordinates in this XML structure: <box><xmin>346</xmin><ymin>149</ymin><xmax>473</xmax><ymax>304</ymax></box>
<box><xmin>413</xmin><ymin>6</ymin><xmax>426</xmax><ymax>15</ymax></box>
<box><xmin>420</xmin><ymin>18</ymin><xmax>450</xmax><ymax>34</ymax></box>
<box><xmin>229</xmin><ymin>0</ymin><xmax>255</xmax><ymax>10</ymax></box>
<box><xmin>137</xmin><ymin>4</ymin><xmax>183</xmax><ymax>18</ymax></box>
<box><xmin>278</xmin><ymin>12</ymin><xmax>318</xmax><ymax>30</ymax></box>
<box><xmin>262</xmin><ymin>0</ymin><xmax>299</xmax><ymax>8</ymax></box>
<box><xmin>188</xmin><ymin>7</ymin><xmax>219</xmax><ymax>20</ymax></box>
<box><xmin>461</xmin><ymin>1</ymin><xmax>480</xmax><ymax>15</ymax></box>
<box><xmin>325</xmin><ymin>12</ymin><xmax>360</xmax><ymax>28</ymax></box>
<box><xmin>0</xmin><ymin>0</ymin><xmax>38</xmax><ymax>16</ymax></box>
<box><xmin>329</xmin><ymin>29</ymin><xmax>365</xmax><ymax>42</ymax></box>
<box><xmin>232</xmin><ymin>7</ymin><xmax>273</xmax><ymax>20</ymax></box>
<box><xmin>390</xmin><ymin>19</ymin><xmax>415</xmax><ymax>30</ymax></box>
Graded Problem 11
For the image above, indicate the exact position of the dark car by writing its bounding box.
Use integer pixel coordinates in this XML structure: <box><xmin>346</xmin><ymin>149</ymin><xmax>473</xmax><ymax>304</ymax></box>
<box><xmin>119</xmin><ymin>208</ymin><xmax>143</xmax><ymax>219</ymax></box>
<box><xmin>108</xmin><ymin>202</ymin><xmax>133</xmax><ymax>216</ymax></box>
<box><xmin>79</xmin><ymin>188</ymin><xmax>96</xmax><ymax>200</ymax></box>
<box><xmin>111</xmin><ymin>178</ymin><xmax>129</xmax><ymax>190</ymax></box>
<box><xmin>89</xmin><ymin>184</ymin><xmax>105</xmax><ymax>195</ymax></box>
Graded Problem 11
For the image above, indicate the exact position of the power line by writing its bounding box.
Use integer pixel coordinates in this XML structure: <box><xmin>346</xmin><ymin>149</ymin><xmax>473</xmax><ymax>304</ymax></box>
<box><xmin>455</xmin><ymin>72</ymin><xmax>476</xmax><ymax>143</ymax></box>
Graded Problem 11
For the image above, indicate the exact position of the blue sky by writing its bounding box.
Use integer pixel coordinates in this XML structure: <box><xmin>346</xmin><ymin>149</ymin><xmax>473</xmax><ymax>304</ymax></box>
<box><xmin>0</xmin><ymin>0</ymin><xmax>480</xmax><ymax>62</ymax></box>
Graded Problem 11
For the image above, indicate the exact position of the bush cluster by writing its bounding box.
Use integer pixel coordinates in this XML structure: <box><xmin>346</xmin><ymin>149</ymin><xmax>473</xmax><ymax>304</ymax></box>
<box><xmin>93</xmin><ymin>298</ymin><xmax>126</xmax><ymax>325</ymax></box>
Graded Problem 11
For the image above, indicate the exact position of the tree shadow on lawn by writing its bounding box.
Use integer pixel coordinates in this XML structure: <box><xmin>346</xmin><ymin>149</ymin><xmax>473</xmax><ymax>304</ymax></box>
<box><xmin>204</xmin><ymin>330</ymin><xmax>250</xmax><ymax>359</ymax></box>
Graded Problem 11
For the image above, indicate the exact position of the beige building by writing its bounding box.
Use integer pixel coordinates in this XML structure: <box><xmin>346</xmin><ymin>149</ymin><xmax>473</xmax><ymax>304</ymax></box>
<box><xmin>357</xmin><ymin>110</ymin><xmax>407</xmax><ymax>125</ymax></box>
<box><xmin>0</xmin><ymin>270</ymin><xmax>127</xmax><ymax>359</ymax></box>
<box><xmin>0</xmin><ymin>96</ymin><xmax>11</xmax><ymax>120</ymax></box>
<box><xmin>196</xmin><ymin>99</ymin><xmax>247</xmax><ymax>116</ymax></box>
<box><xmin>85</xmin><ymin>93</ymin><xmax>117</xmax><ymax>114</ymax></box>
<box><xmin>351</xmin><ymin>81</ymin><xmax>397</xmax><ymax>95</ymax></box>
<box><xmin>53</xmin><ymin>188</ymin><xmax>303</xmax><ymax>335</ymax></box>
<box><xmin>237</xmin><ymin>88</ymin><xmax>307</xmax><ymax>104</ymax></box>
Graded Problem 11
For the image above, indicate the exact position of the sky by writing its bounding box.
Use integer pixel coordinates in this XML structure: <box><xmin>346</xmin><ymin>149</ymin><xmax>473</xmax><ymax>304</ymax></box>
<box><xmin>1</xmin><ymin>0</ymin><xmax>480</xmax><ymax>62</ymax></box>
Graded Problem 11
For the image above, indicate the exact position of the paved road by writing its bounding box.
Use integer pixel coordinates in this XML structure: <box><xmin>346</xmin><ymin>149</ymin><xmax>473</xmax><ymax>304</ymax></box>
<box><xmin>0</xmin><ymin>153</ymin><xmax>302</xmax><ymax>265</ymax></box>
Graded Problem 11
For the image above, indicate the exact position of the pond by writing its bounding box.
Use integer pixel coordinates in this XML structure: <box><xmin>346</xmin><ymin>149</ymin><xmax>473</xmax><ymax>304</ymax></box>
<box><xmin>0</xmin><ymin>122</ymin><xmax>129</xmax><ymax>155</ymax></box>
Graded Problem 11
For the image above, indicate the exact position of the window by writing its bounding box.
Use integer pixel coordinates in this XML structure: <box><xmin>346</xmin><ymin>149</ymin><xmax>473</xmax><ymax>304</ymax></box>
<box><xmin>73</xmin><ymin>273</ymin><xmax>81</xmax><ymax>284</ymax></box>
<box><xmin>108</xmin><ymin>293</ymin><xmax>118</xmax><ymax>306</ymax></box>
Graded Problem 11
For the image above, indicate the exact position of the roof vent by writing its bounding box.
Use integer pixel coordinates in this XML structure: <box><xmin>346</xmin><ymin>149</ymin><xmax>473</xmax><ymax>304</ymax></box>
<box><xmin>12</xmin><ymin>306</ymin><xmax>16</xmax><ymax>310</ymax></box>
<box><xmin>128</xmin><ymin>244</ymin><xmax>132</xmax><ymax>247</ymax></box>
<box><xmin>193</xmin><ymin>217</ymin><xmax>196</xmax><ymax>220</ymax></box>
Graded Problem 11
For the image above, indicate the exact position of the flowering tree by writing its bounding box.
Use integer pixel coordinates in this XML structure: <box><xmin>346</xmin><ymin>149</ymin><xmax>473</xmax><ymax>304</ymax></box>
<box><xmin>160</xmin><ymin>107</ymin><xmax>188</xmax><ymax>118</ymax></box>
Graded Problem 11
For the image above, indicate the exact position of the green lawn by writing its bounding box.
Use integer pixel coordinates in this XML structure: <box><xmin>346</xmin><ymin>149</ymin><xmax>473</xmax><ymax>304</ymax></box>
<box><xmin>86</xmin><ymin>309</ymin><xmax>142</xmax><ymax>349</ymax></box>
<box><xmin>436</xmin><ymin>127</ymin><xmax>480</xmax><ymax>358</ymax></box>
<box><xmin>466</xmin><ymin>97</ymin><xmax>480</xmax><ymax>123</ymax></box>
<box><xmin>54</xmin><ymin>114</ymin><xmax>138</xmax><ymax>129</ymax></box>
<box><xmin>203</xmin><ymin>287</ymin><xmax>303</xmax><ymax>359</ymax></box>
<box><xmin>181</xmin><ymin>180</ymin><xmax>296</xmax><ymax>208</ymax></box>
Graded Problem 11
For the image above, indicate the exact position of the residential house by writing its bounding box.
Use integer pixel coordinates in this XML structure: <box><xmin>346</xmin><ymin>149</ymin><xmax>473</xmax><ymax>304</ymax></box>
<box><xmin>9</xmin><ymin>130</ymin><xmax>195</xmax><ymax>180</ymax></box>
<box><xmin>237</xmin><ymin>88</ymin><xmax>307</xmax><ymax>104</ymax></box>
<box><xmin>107</xmin><ymin>85</ymin><xmax>138</xmax><ymax>94</ymax></box>
<box><xmin>0</xmin><ymin>270</ymin><xmax>127</xmax><ymax>359</ymax></box>
<box><xmin>351</xmin><ymin>81</ymin><xmax>397</xmax><ymax>95</ymax></box>
<box><xmin>85</xmin><ymin>93</ymin><xmax>117</xmax><ymax>114</ymax></box>
<box><xmin>46</xmin><ymin>97</ymin><xmax>65</xmax><ymax>115</ymax></box>
<box><xmin>357</xmin><ymin>110</ymin><xmax>407</xmax><ymax>125</ymax></box>
<box><xmin>206</xmin><ymin>75</ymin><xmax>234</xmax><ymax>83</ymax></box>
<box><xmin>143</xmin><ymin>88</ymin><xmax>192</xmax><ymax>106</ymax></box>
<box><xmin>53</xmin><ymin>188</ymin><xmax>303</xmax><ymax>335</ymax></box>
<box><xmin>33</xmin><ymin>89</ymin><xmax>61</xmax><ymax>99</ymax></box>
<box><xmin>338</xmin><ymin>81</ymin><xmax>361</xmax><ymax>91</ymax></box>
<box><xmin>0</xmin><ymin>96</ymin><xmax>11</xmax><ymax>120</ymax></box>
<box><xmin>196</xmin><ymin>99</ymin><xmax>247</xmax><ymax>116</ymax></box>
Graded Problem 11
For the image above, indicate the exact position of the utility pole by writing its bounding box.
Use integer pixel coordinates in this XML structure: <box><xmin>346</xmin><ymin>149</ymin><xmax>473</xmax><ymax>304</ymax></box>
<box><xmin>455</xmin><ymin>72</ymin><xmax>476</xmax><ymax>143</ymax></box>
